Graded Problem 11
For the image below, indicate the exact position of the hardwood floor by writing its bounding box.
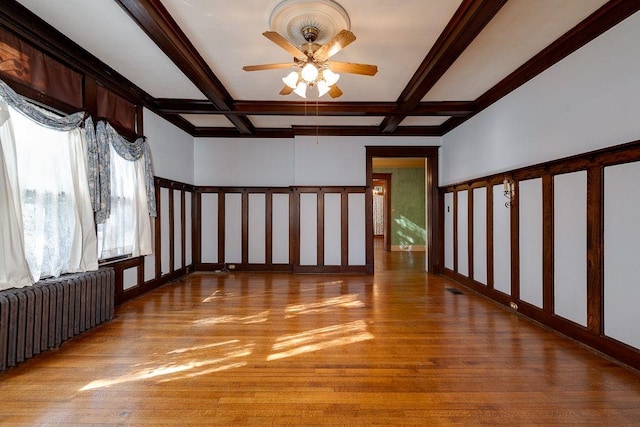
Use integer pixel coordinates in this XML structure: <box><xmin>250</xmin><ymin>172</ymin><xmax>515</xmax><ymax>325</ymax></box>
<box><xmin>1</xmin><ymin>245</ymin><xmax>639</xmax><ymax>425</ymax></box>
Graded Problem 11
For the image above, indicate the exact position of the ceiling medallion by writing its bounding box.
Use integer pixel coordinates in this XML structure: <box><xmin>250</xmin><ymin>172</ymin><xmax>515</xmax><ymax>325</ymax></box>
<box><xmin>269</xmin><ymin>0</ymin><xmax>351</xmax><ymax>45</ymax></box>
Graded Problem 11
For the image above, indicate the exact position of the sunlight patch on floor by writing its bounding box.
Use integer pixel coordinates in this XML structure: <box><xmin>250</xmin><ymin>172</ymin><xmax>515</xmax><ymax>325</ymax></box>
<box><xmin>192</xmin><ymin>310</ymin><xmax>270</xmax><ymax>325</ymax></box>
<box><xmin>267</xmin><ymin>320</ymin><xmax>374</xmax><ymax>361</ymax></box>
<box><xmin>285</xmin><ymin>294</ymin><xmax>364</xmax><ymax>318</ymax></box>
<box><xmin>79</xmin><ymin>341</ymin><xmax>254</xmax><ymax>391</ymax></box>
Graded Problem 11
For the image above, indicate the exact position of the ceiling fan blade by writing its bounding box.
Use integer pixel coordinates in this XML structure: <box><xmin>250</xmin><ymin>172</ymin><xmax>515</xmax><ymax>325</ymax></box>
<box><xmin>328</xmin><ymin>84</ymin><xmax>343</xmax><ymax>98</ymax></box>
<box><xmin>279</xmin><ymin>85</ymin><xmax>293</xmax><ymax>95</ymax></box>
<box><xmin>327</xmin><ymin>61</ymin><xmax>378</xmax><ymax>76</ymax></box>
<box><xmin>263</xmin><ymin>31</ymin><xmax>307</xmax><ymax>61</ymax></box>
<box><xmin>243</xmin><ymin>63</ymin><xmax>294</xmax><ymax>72</ymax></box>
<box><xmin>313</xmin><ymin>29</ymin><xmax>356</xmax><ymax>62</ymax></box>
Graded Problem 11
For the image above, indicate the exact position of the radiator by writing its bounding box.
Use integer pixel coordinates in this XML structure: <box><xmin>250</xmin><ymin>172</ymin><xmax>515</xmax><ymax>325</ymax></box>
<box><xmin>0</xmin><ymin>267</ymin><xmax>115</xmax><ymax>372</ymax></box>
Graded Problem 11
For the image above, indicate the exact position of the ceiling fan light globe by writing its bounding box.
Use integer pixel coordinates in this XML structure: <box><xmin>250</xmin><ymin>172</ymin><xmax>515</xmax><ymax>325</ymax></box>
<box><xmin>294</xmin><ymin>81</ymin><xmax>307</xmax><ymax>98</ymax></box>
<box><xmin>323</xmin><ymin>68</ymin><xmax>340</xmax><ymax>86</ymax></box>
<box><xmin>317</xmin><ymin>80</ymin><xmax>330</xmax><ymax>97</ymax></box>
<box><xmin>301</xmin><ymin>63</ymin><xmax>319</xmax><ymax>82</ymax></box>
<box><xmin>282</xmin><ymin>71</ymin><xmax>299</xmax><ymax>89</ymax></box>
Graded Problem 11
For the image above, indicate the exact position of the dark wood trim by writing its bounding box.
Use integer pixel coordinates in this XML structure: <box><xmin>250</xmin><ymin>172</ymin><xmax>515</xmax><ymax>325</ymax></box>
<box><xmin>453</xmin><ymin>189</ymin><xmax>459</xmax><ymax>274</ymax></box>
<box><xmin>439</xmin><ymin>137</ymin><xmax>640</xmax><ymax>372</ymax></box>
<box><xmin>192</xmin><ymin>191</ymin><xmax>202</xmax><ymax>267</ymax></box>
<box><xmin>586</xmin><ymin>164</ymin><xmax>603</xmax><ymax>335</ymax></box>
<box><xmin>217</xmin><ymin>191</ymin><xmax>226</xmax><ymax>265</ymax></box>
<box><xmin>317</xmin><ymin>191</ymin><xmax>324</xmax><ymax>267</ymax></box>
<box><xmin>181</xmin><ymin>189</ymin><xmax>186</xmax><ymax>269</ymax></box>
<box><xmin>367</xmin><ymin>146</ymin><xmax>440</xmax><ymax>273</ymax></box>
<box><xmin>510</xmin><ymin>180</ymin><xmax>520</xmax><ymax>302</ymax></box>
<box><xmin>114</xmin><ymin>0</ymin><xmax>254</xmax><ymax>135</ymax></box>
<box><xmin>265</xmin><ymin>191</ymin><xmax>273</xmax><ymax>266</ymax></box>
<box><xmin>380</xmin><ymin>0</ymin><xmax>507</xmax><ymax>133</ymax></box>
<box><xmin>242</xmin><ymin>191</ymin><xmax>249</xmax><ymax>265</ymax></box>
<box><xmin>154</xmin><ymin>99</ymin><xmax>475</xmax><ymax>117</ymax></box>
<box><xmin>3</xmin><ymin>0</ymin><xmax>635</xmax><ymax>138</ymax></box>
<box><xmin>467</xmin><ymin>188</ymin><xmax>474</xmax><ymax>280</ymax></box>
<box><xmin>290</xmin><ymin>188</ymin><xmax>300</xmax><ymax>269</ymax></box>
<box><xmin>440</xmin><ymin>0</ymin><xmax>640</xmax><ymax>134</ymax></box>
<box><xmin>372</xmin><ymin>174</ymin><xmax>393</xmax><ymax>252</ymax></box>
<box><xmin>154</xmin><ymin>183</ymin><xmax>162</xmax><ymax>279</ymax></box>
<box><xmin>341</xmin><ymin>191</ymin><xmax>349</xmax><ymax>267</ymax></box>
<box><xmin>0</xmin><ymin>0</ymin><xmax>150</xmax><ymax>107</ymax></box>
<box><xmin>542</xmin><ymin>174</ymin><xmax>554</xmax><ymax>314</ymax></box>
<box><xmin>168</xmin><ymin>186</ymin><xmax>175</xmax><ymax>274</ymax></box>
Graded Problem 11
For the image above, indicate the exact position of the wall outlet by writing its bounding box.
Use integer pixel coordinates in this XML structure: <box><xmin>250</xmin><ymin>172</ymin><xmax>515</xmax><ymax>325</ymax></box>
<box><xmin>228</xmin><ymin>264</ymin><xmax>236</xmax><ymax>270</ymax></box>
<box><xmin>509</xmin><ymin>302</ymin><xmax>518</xmax><ymax>310</ymax></box>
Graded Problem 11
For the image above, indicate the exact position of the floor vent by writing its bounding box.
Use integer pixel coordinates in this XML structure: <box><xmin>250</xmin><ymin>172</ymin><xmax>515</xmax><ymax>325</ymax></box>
<box><xmin>446</xmin><ymin>287</ymin><xmax>464</xmax><ymax>295</ymax></box>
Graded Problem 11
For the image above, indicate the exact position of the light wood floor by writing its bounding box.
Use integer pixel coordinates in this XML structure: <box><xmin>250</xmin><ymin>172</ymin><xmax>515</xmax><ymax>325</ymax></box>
<box><xmin>1</xmin><ymin>245</ymin><xmax>640</xmax><ymax>425</ymax></box>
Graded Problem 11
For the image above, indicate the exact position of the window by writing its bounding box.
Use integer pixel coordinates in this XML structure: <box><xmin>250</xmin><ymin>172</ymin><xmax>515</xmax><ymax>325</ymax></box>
<box><xmin>97</xmin><ymin>142</ymin><xmax>152</xmax><ymax>260</ymax></box>
<box><xmin>4</xmin><ymin>103</ymin><xmax>97</xmax><ymax>282</ymax></box>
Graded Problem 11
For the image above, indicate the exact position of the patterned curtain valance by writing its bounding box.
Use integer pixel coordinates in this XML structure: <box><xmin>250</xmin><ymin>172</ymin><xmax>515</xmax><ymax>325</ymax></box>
<box><xmin>89</xmin><ymin>120</ymin><xmax>157</xmax><ymax>223</ymax></box>
<box><xmin>0</xmin><ymin>80</ymin><xmax>85</xmax><ymax>130</ymax></box>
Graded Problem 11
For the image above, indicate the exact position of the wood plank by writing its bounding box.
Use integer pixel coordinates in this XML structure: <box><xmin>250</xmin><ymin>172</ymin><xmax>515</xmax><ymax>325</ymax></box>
<box><xmin>0</xmin><ymin>249</ymin><xmax>638</xmax><ymax>425</ymax></box>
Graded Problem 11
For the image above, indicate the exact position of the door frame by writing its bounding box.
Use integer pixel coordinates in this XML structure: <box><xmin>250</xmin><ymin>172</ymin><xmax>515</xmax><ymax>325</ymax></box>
<box><xmin>366</xmin><ymin>146</ymin><xmax>440</xmax><ymax>274</ymax></box>
<box><xmin>372</xmin><ymin>173</ymin><xmax>392</xmax><ymax>252</ymax></box>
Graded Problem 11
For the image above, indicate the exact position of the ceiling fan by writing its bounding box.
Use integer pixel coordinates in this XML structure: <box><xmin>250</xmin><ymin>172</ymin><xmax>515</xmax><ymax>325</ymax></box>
<box><xmin>242</xmin><ymin>25</ymin><xmax>378</xmax><ymax>99</ymax></box>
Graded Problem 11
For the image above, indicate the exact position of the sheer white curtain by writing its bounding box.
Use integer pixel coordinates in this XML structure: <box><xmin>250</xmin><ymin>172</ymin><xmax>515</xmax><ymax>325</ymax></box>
<box><xmin>0</xmin><ymin>99</ymin><xmax>97</xmax><ymax>289</ymax></box>
<box><xmin>0</xmin><ymin>102</ymin><xmax>32</xmax><ymax>288</ymax></box>
<box><xmin>97</xmin><ymin>142</ymin><xmax>152</xmax><ymax>259</ymax></box>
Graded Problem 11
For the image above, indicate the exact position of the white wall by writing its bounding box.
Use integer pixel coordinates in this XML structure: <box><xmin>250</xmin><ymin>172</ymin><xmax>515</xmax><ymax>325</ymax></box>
<box><xmin>194</xmin><ymin>138</ymin><xmax>294</xmax><ymax>186</ymax></box>
<box><xmin>439</xmin><ymin>12</ymin><xmax>640</xmax><ymax>351</ymax></box>
<box><xmin>195</xmin><ymin>135</ymin><xmax>439</xmax><ymax>186</ymax></box>
<box><xmin>440</xmin><ymin>11</ymin><xmax>640</xmax><ymax>185</ymax></box>
<box><xmin>193</xmin><ymin>135</ymin><xmax>438</xmax><ymax>268</ymax></box>
<box><xmin>144</xmin><ymin>108</ymin><xmax>194</xmax><ymax>184</ymax></box>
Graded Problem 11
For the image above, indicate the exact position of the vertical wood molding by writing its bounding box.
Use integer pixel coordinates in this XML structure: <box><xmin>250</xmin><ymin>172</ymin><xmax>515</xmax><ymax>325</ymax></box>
<box><xmin>154</xmin><ymin>181</ymin><xmax>162</xmax><ymax>279</ymax></box>
<box><xmin>542</xmin><ymin>174</ymin><xmax>554</xmax><ymax>314</ymax></box>
<box><xmin>317</xmin><ymin>191</ymin><xmax>325</xmax><ymax>267</ymax></box>
<box><xmin>265</xmin><ymin>191</ymin><xmax>273</xmax><ymax>265</ymax></box>
<box><xmin>510</xmin><ymin>180</ymin><xmax>520</xmax><ymax>301</ymax></box>
<box><xmin>586</xmin><ymin>164</ymin><xmax>604</xmax><ymax>335</ymax></box>
<box><xmin>467</xmin><ymin>188</ymin><xmax>474</xmax><ymax>280</ymax></box>
<box><xmin>365</xmin><ymin>157</ymin><xmax>374</xmax><ymax>273</ymax></box>
<box><xmin>168</xmin><ymin>187</ymin><xmax>175</xmax><ymax>273</ymax></box>
<box><xmin>242</xmin><ymin>191</ymin><xmax>249</xmax><ymax>265</ymax></box>
<box><xmin>428</xmin><ymin>156</ymin><xmax>440</xmax><ymax>273</ymax></box>
<box><xmin>290</xmin><ymin>188</ymin><xmax>300</xmax><ymax>269</ymax></box>
<box><xmin>192</xmin><ymin>191</ymin><xmax>202</xmax><ymax>267</ymax></box>
<box><xmin>341</xmin><ymin>191</ymin><xmax>349</xmax><ymax>267</ymax></box>
<box><xmin>218</xmin><ymin>191</ymin><xmax>226</xmax><ymax>264</ymax></box>
<box><xmin>439</xmin><ymin>139</ymin><xmax>640</xmax><ymax>371</ymax></box>
<box><xmin>453</xmin><ymin>189</ymin><xmax>458</xmax><ymax>274</ymax></box>
<box><xmin>181</xmin><ymin>189</ymin><xmax>186</xmax><ymax>269</ymax></box>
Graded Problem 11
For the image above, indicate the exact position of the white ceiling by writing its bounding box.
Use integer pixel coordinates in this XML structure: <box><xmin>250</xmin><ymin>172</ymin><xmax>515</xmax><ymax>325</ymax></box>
<box><xmin>15</xmin><ymin>0</ymin><xmax>611</xmax><ymax>131</ymax></box>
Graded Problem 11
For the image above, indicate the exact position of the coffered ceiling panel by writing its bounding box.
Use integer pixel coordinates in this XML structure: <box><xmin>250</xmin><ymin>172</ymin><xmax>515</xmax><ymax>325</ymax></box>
<box><xmin>8</xmin><ymin>0</ymin><xmax>637</xmax><ymax>138</ymax></box>
<box><xmin>422</xmin><ymin>0</ymin><xmax>609</xmax><ymax>101</ymax></box>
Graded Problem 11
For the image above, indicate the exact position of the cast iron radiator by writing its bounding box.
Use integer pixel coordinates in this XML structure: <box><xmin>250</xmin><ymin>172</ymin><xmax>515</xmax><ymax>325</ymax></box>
<box><xmin>0</xmin><ymin>267</ymin><xmax>115</xmax><ymax>372</ymax></box>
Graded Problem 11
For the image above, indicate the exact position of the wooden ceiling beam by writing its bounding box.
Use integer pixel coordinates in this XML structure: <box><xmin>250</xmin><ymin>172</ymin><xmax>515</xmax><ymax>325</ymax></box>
<box><xmin>192</xmin><ymin>125</ymin><xmax>442</xmax><ymax>138</ymax></box>
<box><xmin>380</xmin><ymin>0</ymin><xmax>507</xmax><ymax>133</ymax></box>
<box><xmin>0</xmin><ymin>1</ymin><xmax>151</xmax><ymax>107</ymax></box>
<box><xmin>115</xmin><ymin>0</ymin><xmax>255</xmax><ymax>135</ymax></box>
<box><xmin>153</xmin><ymin>99</ymin><xmax>475</xmax><ymax>117</ymax></box>
<box><xmin>439</xmin><ymin>0</ymin><xmax>640</xmax><ymax>133</ymax></box>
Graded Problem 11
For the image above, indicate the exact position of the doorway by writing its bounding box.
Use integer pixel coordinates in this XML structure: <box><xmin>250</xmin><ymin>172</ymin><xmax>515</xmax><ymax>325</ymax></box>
<box><xmin>365</xmin><ymin>146</ymin><xmax>440</xmax><ymax>274</ymax></box>
<box><xmin>373</xmin><ymin>173</ymin><xmax>392</xmax><ymax>252</ymax></box>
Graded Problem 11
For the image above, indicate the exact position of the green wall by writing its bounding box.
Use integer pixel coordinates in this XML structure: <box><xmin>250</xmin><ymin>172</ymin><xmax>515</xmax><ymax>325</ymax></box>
<box><xmin>373</xmin><ymin>167</ymin><xmax>426</xmax><ymax>246</ymax></box>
